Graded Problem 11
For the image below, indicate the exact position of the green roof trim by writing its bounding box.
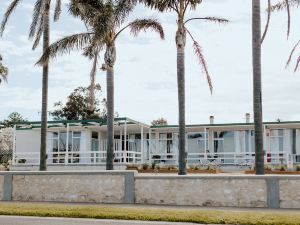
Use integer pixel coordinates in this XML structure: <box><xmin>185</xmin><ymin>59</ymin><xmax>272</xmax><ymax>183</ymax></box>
<box><xmin>14</xmin><ymin>117</ymin><xmax>140</xmax><ymax>130</ymax></box>
<box><xmin>150</xmin><ymin>121</ymin><xmax>300</xmax><ymax>129</ymax></box>
<box><xmin>15</xmin><ymin>117</ymin><xmax>128</xmax><ymax>125</ymax></box>
<box><xmin>11</xmin><ymin>117</ymin><xmax>300</xmax><ymax>131</ymax></box>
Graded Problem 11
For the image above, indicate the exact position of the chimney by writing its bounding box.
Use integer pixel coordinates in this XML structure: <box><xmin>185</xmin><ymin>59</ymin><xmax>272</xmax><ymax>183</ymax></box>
<box><xmin>246</xmin><ymin>113</ymin><xmax>251</xmax><ymax>123</ymax></box>
<box><xmin>209</xmin><ymin>116</ymin><xmax>214</xmax><ymax>125</ymax></box>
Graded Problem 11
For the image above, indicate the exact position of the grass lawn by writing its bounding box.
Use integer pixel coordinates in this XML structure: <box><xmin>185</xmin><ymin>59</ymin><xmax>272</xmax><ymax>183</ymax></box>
<box><xmin>0</xmin><ymin>202</ymin><xmax>299</xmax><ymax>225</ymax></box>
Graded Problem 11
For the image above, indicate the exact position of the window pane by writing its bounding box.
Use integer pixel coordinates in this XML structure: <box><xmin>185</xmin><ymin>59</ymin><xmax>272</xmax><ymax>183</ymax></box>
<box><xmin>53</xmin><ymin>132</ymin><xmax>58</xmax><ymax>138</ymax></box>
<box><xmin>92</xmin><ymin>132</ymin><xmax>98</xmax><ymax>139</ymax></box>
<box><xmin>73</xmin><ymin>132</ymin><xmax>81</xmax><ymax>138</ymax></box>
<box><xmin>59</xmin><ymin>132</ymin><xmax>67</xmax><ymax>152</ymax></box>
<box><xmin>73</xmin><ymin>139</ymin><xmax>80</xmax><ymax>152</ymax></box>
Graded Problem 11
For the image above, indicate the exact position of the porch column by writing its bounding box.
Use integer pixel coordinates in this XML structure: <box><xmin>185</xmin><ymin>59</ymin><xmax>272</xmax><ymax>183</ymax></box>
<box><xmin>149</xmin><ymin>129</ymin><xmax>151</xmax><ymax>164</ymax></box>
<box><xmin>120</xmin><ymin>129</ymin><xmax>122</xmax><ymax>153</ymax></box>
<box><xmin>12</xmin><ymin>125</ymin><xmax>16</xmax><ymax>165</ymax></box>
<box><xmin>263</xmin><ymin>125</ymin><xmax>267</xmax><ymax>165</ymax></box>
<box><xmin>124</xmin><ymin>120</ymin><xmax>127</xmax><ymax>163</ymax></box>
<box><xmin>65</xmin><ymin>123</ymin><xmax>69</xmax><ymax>165</ymax></box>
<box><xmin>208</xmin><ymin>128</ymin><xmax>214</xmax><ymax>156</ymax></box>
<box><xmin>204</xmin><ymin>127</ymin><xmax>207</xmax><ymax>159</ymax></box>
<box><xmin>141</xmin><ymin>126</ymin><xmax>144</xmax><ymax>164</ymax></box>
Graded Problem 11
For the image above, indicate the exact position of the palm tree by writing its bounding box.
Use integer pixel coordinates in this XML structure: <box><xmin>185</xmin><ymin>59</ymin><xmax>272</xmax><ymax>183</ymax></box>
<box><xmin>0</xmin><ymin>54</ymin><xmax>8</xmax><ymax>84</ymax></box>
<box><xmin>141</xmin><ymin>0</ymin><xmax>228</xmax><ymax>175</ymax></box>
<box><xmin>37</xmin><ymin>0</ymin><xmax>164</xmax><ymax>170</ymax></box>
<box><xmin>252</xmin><ymin>0</ymin><xmax>265</xmax><ymax>175</ymax></box>
<box><xmin>0</xmin><ymin>0</ymin><xmax>62</xmax><ymax>171</ymax></box>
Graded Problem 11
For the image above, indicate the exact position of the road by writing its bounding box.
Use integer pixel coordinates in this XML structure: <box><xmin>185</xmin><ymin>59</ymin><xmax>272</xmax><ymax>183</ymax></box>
<box><xmin>0</xmin><ymin>216</ymin><xmax>203</xmax><ymax>225</ymax></box>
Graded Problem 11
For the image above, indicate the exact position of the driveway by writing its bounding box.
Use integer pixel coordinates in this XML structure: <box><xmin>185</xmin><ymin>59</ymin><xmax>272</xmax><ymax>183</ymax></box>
<box><xmin>0</xmin><ymin>216</ymin><xmax>205</xmax><ymax>225</ymax></box>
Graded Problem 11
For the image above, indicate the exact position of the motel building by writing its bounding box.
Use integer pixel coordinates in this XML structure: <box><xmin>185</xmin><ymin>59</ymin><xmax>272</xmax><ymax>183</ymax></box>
<box><xmin>9</xmin><ymin>114</ymin><xmax>300</xmax><ymax>171</ymax></box>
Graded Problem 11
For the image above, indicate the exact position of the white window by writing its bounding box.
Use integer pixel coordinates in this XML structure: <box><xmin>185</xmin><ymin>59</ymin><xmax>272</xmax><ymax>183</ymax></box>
<box><xmin>50</xmin><ymin>131</ymin><xmax>81</xmax><ymax>164</ymax></box>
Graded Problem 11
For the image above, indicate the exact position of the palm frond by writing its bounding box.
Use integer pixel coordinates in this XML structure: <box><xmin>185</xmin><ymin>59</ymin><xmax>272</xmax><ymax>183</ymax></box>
<box><xmin>69</xmin><ymin>0</ymin><xmax>112</xmax><ymax>35</ymax></box>
<box><xmin>294</xmin><ymin>55</ymin><xmax>300</xmax><ymax>72</ymax></box>
<box><xmin>82</xmin><ymin>40</ymin><xmax>104</xmax><ymax>60</ymax></box>
<box><xmin>140</xmin><ymin>0</ymin><xmax>179</xmax><ymax>12</ymax></box>
<box><xmin>185</xmin><ymin>29</ymin><xmax>213</xmax><ymax>94</ymax></box>
<box><xmin>271</xmin><ymin>0</ymin><xmax>300</xmax><ymax>11</ymax></box>
<box><xmin>261</xmin><ymin>0</ymin><xmax>271</xmax><ymax>44</ymax></box>
<box><xmin>286</xmin><ymin>39</ymin><xmax>300</xmax><ymax>68</ymax></box>
<box><xmin>286</xmin><ymin>0</ymin><xmax>291</xmax><ymax>38</ymax></box>
<box><xmin>271</xmin><ymin>0</ymin><xmax>296</xmax><ymax>38</ymax></box>
<box><xmin>36</xmin><ymin>32</ymin><xmax>94</xmax><ymax>65</ymax></box>
<box><xmin>54</xmin><ymin>0</ymin><xmax>62</xmax><ymax>21</ymax></box>
<box><xmin>0</xmin><ymin>0</ymin><xmax>22</xmax><ymax>36</ymax></box>
<box><xmin>32</xmin><ymin>15</ymin><xmax>44</xmax><ymax>50</ymax></box>
<box><xmin>185</xmin><ymin>28</ymin><xmax>213</xmax><ymax>94</ymax></box>
<box><xmin>184</xmin><ymin>17</ymin><xmax>229</xmax><ymax>25</ymax></box>
<box><xmin>29</xmin><ymin>0</ymin><xmax>44</xmax><ymax>39</ymax></box>
<box><xmin>126</xmin><ymin>19</ymin><xmax>165</xmax><ymax>40</ymax></box>
<box><xmin>114</xmin><ymin>0</ymin><xmax>137</xmax><ymax>26</ymax></box>
<box><xmin>193</xmin><ymin>41</ymin><xmax>213</xmax><ymax>94</ymax></box>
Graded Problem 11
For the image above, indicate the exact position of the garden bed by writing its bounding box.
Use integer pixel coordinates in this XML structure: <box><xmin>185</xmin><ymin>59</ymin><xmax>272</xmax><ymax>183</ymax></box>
<box><xmin>129</xmin><ymin>169</ymin><xmax>219</xmax><ymax>174</ymax></box>
<box><xmin>245</xmin><ymin>170</ymin><xmax>300</xmax><ymax>175</ymax></box>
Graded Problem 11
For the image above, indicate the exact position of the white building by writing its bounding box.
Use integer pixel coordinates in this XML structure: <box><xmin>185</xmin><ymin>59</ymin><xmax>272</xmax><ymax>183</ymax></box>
<box><xmin>10</xmin><ymin>116</ymin><xmax>300</xmax><ymax>170</ymax></box>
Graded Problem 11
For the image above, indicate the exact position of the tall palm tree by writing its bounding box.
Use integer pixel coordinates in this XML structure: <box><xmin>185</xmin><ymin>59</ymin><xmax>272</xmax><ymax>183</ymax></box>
<box><xmin>0</xmin><ymin>54</ymin><xmax>8</xmax><ymax>84</ymax></box>
<box><xmin>37</xmin><ymin>0</ymin><xmax>164</xmax><ymax>170</ymax></box>
<box><xmin>252</xmin><ymin>0</ymin><xmax>265</xmax><ymax>175</ymax></box>
<box><xmin>141</xmin><ymin>0</ymin><xmax>228</xmax><ymax>175</ymax></box>
<box><xmin>0</xmin><ymin>0</ymin><xmax>62</xmax><ymax>171</ymax></box>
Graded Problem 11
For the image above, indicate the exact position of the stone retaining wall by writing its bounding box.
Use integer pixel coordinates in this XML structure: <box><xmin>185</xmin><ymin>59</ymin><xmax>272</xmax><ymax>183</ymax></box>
<box><xmin>0</xmin><ymin>171</ymin><xmax>135</xmax><ymax>204</ymax></box>
<box><xmin>135</xmin><ymin>175</ymin><xmax>300</xmax><ymax>209</ymax></box>
<box><xmin>0</xmin><ymin>172</ymin><xmax>299</xmax><ymax>209</ymax></box>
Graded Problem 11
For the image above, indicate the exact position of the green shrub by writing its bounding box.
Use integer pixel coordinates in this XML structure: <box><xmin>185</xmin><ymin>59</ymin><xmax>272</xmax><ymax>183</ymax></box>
<box><xmin>142</xmin><ymin>163</ymin><xmax>149</xmax><ymax>170</ymax></box>
<box><xmin>151</xmin><ymin>162</ymin><xmax>156</xmax><ymax>170</ymax></box>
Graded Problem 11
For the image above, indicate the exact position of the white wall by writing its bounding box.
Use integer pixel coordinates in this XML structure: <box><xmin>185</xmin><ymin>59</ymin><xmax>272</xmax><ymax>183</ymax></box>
<box><xmin>15</xmin><ymin>130</ymin><xmax>40</xmax><ymax>164</ymax></box>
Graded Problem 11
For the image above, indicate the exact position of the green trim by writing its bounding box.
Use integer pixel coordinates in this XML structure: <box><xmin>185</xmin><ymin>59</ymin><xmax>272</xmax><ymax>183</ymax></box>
<box><xmin>151</xmin><ymin>121</ymin><xmax>300</xmax><ymax>129</ymax></box>
<box><xmin>14</xmin><ymin>117</ymin><xmax>136</xmax><ymax>130</ymax></box>
<box><xmin>15</xmin><ymin>118</ymin><xmax>126</xmax><ymax>125</ymax></box>
<box><xmin>13</xmin><ymin>117</ymin><xmax>300</xmax><ymax>131</ymax></box>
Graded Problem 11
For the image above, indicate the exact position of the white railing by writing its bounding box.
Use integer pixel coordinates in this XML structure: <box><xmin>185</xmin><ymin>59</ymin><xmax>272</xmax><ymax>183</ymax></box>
<box><xmin>13</xmin><ymin>138</ymin><xmax>300</xmax><ymax>167</ymax></box>
<box><xmin>13</xmin><ymin>139</ymin><xmax>143</xmax><ymax>166</ymax></box>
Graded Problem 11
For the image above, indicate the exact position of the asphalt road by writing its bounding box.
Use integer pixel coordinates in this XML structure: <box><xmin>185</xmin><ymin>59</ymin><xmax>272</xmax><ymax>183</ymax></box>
<box><xmin>0</xmin><ymin>216</ymin><xmax>201</xmax><ymax>225</ymax></box>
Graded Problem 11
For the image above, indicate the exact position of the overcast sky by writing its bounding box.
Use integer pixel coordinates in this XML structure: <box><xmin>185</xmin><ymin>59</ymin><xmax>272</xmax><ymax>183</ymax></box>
<box><xmin>0</xmin><ymin>0</ymin><xmax>300</xmax><ymax>125</ymax></box>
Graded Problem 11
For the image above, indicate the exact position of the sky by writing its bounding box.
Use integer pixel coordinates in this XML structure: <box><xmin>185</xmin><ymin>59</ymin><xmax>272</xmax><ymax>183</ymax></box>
<box><xmin>0</xmin><ymin>0</ymin><xmax>300</xmax><ymax>125</ymax></box>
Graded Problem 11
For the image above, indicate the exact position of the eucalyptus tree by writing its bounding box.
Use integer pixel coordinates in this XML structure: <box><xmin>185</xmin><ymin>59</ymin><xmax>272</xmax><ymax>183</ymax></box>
<box><xmin>37</xmin><ymin>0</ymin><xmax>164</xmax><ymax>170</ymax></box>
<box><xmin>141</xmin><ymin>0</ymin><xmax>228</xmax><ymax>175</ymax></box>
<box><xmin>252</xmin><ymin>0</ymin><xmax>264</xmax><ymax>175</ymax></box>
<box><xmin>0</xmin><ymin>54</ymin><xmax>8</xmax><ymax>84</ymax></box>
<box><xmin>0</xmin><ymin>0</ymin><xmax>62</xmax><ymax>171</ymax></box>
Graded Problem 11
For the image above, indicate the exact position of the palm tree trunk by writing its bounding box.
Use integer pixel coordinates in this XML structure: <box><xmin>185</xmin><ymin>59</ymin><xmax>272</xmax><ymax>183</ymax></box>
<box><xmin>39</xmin><ymin>0</ymin><xmax>50</xmax><ymax>171</ymax></box>
<box><xmin>88</xmin><ymin>54</ymin><xmax>97</xmax><ymax>112</ymax></box>
<box><xmin>106</xmin><ymin>66</ymin><xmax>114</xmax><ymax>170</ymax></box>
<box><xmin>176</xmin><ymin>11</ymin><xmax>187</xmax><ymax>175</ymax></box>
<box><xmin>252</xmin><ymin>0</ymin><xmax>265</xmax><ymax>175</ymax></box>
<box><xmin>105</xmin><ymin>44</ymin><xmax>116</xmax><ymax>170</ymax></box>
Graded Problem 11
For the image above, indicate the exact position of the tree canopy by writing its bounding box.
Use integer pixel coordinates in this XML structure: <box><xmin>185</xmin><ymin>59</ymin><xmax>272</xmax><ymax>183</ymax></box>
<box><xmin>1</xmin><ymin>112</ymin><xmax>27</xmax><ymax>128</ymax></box>
<box><xmin>51</xmin><ymin>84</ymin><xmax>107</xmax><ymax>121</ymax></box>
<box><xmin>151</xmin><ymin>118</ymin><xmax>168</xmax><ymax>126</ymax></box>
